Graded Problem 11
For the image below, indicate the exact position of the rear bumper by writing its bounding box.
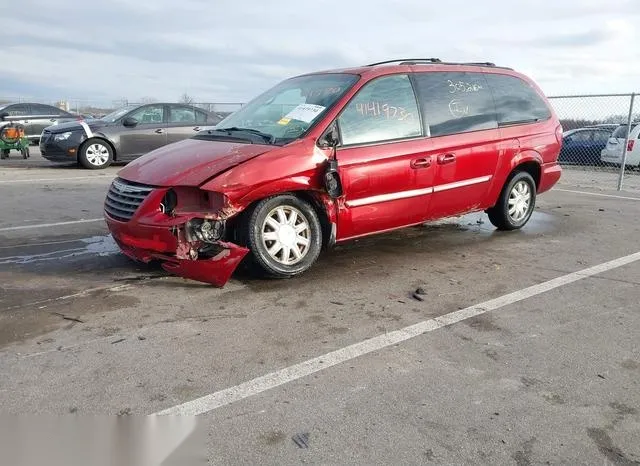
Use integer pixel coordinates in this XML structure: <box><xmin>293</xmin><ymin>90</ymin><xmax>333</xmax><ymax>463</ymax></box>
<box><xmin>105</xmin><ymin>212</ymin><xmax>249</xmax><ymax>287</ymax></box>
<box><xmin>538</xmin><ymin>162</ymin><xmax>562</xmax><ymax>194</ymax></box>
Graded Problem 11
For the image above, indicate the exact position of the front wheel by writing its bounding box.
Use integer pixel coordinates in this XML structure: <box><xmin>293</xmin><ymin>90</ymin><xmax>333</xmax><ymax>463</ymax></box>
<box><xmin>0</xmin><ymin>149</ymin><xmax>9</xmax><ymax>159</ymax></box>
<box><xmin>487</xmin><ymin>171</ymin><xmax>536</xmax><ymax>231</ymax></box>
<box><xmin>78</xmin><ymin>138</ymin><xmax>113</xmax><ymax>169</ymax></box>
<box><xmin>240</xmin><ymin>194</ymin><xmax>323</xmax><ymax>278</ymax></box>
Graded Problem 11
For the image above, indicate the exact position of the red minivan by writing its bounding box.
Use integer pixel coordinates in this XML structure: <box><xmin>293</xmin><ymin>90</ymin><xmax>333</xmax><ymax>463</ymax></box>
<box><xmin>104</xmin><ymin>59</ymin><xmax>562</xmax><ymax>286</ymax></box>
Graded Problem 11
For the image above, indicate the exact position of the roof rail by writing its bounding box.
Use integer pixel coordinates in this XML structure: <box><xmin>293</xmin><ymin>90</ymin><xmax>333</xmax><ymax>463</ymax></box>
<box><xmin>365</xmin><ymin>59</ymin><xmax>512</xmax><ymax>70</ymax></box>
<box><xmin>461</xmin><ymin>62</ymin><xmax>496</xmax><ymax>67</ymax></box>
<box><xmin>366</xmin><ymin>58</ymin><xmax>442</xmax><ymax>66</ymax></box>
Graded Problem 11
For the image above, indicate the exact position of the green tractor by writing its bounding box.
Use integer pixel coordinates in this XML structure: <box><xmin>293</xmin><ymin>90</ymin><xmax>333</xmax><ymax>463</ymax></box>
<box><xmin>0</xmin><ymin>111</ymin><xmax>30</xmax><ymax>160</ymax></box>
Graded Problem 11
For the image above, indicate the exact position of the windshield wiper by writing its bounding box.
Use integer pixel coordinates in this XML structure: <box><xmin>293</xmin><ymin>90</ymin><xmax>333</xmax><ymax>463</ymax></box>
<box><xmin>216</xmin><ymin>127</ymin><xmax>275</xmax><ymax>144</ymax></box>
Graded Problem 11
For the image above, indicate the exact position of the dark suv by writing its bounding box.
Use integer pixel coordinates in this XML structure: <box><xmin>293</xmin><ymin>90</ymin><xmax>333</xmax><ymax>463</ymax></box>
<box><xmin>39</xmin><ymin>102</ymin><xmax>223</xmax><ymax>169</ymax></box>
<box><xmin>0</xmin><ymin>103</ymin><xmax>77</xmax><ymax>144</ymax></box>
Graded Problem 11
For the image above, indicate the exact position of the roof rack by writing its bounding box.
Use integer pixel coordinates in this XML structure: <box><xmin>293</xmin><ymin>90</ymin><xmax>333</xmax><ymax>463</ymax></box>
<box><xmin>462</xmin><ymin>62</ymin><xmax>496</xmax><ymax>67</ymax></box>
<box><xmin>365</xmin><ymin>59</ymin><xmax>512</xmax><ymax>70</ymax></box>
<box><xmin>366</xmin><ymin>58</ymin><xmax>442</xmax><ymax>66</ymax></box>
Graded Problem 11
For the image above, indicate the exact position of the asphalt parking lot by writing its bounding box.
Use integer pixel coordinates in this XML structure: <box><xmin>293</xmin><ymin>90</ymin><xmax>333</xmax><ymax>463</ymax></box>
<box><xmin>1</xmin><ymin>151</ymin><xmax>639</xmax><ymax>465</ymax></box>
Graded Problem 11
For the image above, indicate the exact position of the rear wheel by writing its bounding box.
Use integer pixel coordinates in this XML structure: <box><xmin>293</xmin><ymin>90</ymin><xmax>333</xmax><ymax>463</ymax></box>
<box><xmin>487</xmin><ymin>171</ymin><xmax>536</xmax><ymax>231</ymax></box>
<box><xmin>78</xmin><ymin>138</ymin><xmax>113</xmax><ymax>169</ymax></box>
<box><xmin>239</xmin><ymin>194</ymin><xmax>323</xmax><ymax>278</ymax></box>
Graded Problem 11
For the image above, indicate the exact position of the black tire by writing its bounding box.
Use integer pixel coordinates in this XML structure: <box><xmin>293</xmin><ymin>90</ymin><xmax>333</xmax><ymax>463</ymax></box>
<box><xmin>78</xmin><ymin>138</ymin><xmax>113</xmax><ymax>169</ymax></box>
<box><xmin>487</xmin><ymin>171</ymin><xmax>536</xmax><ymax>231</ymax></box>
<box><xmin>0</xmin><ymin>149</ymin><xmax>9</xmax><ymax>159</ymax></box>
<box><xmin>239</xmin><ymin>194</ymin><xmax>323</xmax><ymax>278</ymax></box>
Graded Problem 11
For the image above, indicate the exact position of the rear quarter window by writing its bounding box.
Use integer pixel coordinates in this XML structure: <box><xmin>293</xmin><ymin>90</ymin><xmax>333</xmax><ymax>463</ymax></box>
<box><xmin>612</xmin><ymin>125</ymin><xmax>639</xmax><ymax>139</ymax></box>
<box><xmin>484</xmin><ymin>73</ymin><xmax>552</xmax><ymax>125</ymax></box>
<box><xmin>412</xmin><ymin>71</ymin><xmax>497</xmax><ymax>137</ymax></box>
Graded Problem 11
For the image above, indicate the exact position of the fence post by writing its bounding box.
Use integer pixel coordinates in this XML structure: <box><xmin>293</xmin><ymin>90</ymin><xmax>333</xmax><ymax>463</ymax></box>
<box><xmin>617</xmin><ymin>93</ymin><xmax>636</xmax><ymax>191</ymax></box>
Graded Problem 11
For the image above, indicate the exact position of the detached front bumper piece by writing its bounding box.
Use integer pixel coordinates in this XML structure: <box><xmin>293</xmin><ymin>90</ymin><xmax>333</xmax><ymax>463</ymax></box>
<box><xmin>109</xmin><ymin>215</ymin><xmax>250</xmax><ymax>287</ymax></box>
<box><xmin>115</xmin><ymin>239</ymin><xmax>249</xmax><ymax>287</ymax></box>
<box><xmin>160</xmin><ymin>242</ymin><xmax>249</xmax><ymax>287</ymax></box>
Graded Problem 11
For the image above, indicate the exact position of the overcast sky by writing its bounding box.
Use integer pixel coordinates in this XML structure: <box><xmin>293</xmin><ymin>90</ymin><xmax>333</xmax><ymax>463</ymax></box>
<box><xmin>1</xmin><ymin>0</ymin><xmax>638</xmax><ymax>107</ymax></box>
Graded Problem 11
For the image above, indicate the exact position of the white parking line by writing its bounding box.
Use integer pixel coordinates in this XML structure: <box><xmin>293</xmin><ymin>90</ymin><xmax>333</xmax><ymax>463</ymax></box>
<box><xmin>0</xmin><ymin>176</ymin><xmax>113</xmax><ymax>184</ymax></box>
<box><xmin>0</xmin><ymin>219</ymin><xmax>104</xmax><ymax>232</ymax></box>
<box><xmin>155</xmin><ymin>250</ymin><xmax>640</xmax><ymax>416</ymax></box>
<box><xmin>554</xmin><ymin>188</ymin><xmax>640</xmax><ymax>201</ymax></box>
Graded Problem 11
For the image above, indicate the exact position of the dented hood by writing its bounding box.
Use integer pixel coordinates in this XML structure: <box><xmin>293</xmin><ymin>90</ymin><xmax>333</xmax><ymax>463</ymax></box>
<box><xmin>116</xmin><ymin>138</ymin><xmax>273</xmax><ymax>187</ymax></box>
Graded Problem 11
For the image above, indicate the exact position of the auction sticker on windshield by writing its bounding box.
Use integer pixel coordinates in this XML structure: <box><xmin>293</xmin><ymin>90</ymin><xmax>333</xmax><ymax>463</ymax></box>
<box><xmin>282</xmin><ymin>104</ymin><xmax>325</xmax><ymax>123</ymax></box>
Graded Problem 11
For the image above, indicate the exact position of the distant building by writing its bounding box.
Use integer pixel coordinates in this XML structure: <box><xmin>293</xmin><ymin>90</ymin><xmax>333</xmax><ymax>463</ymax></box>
<box><xmin>56</xmin><ymin>100</ymin><xmax>70</xmax><ymax>112</ymax></box>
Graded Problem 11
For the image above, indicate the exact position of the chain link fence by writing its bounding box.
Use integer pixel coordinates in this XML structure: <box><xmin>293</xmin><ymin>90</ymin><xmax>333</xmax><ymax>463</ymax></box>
<box><xmin>548</xmin><ymin>93</ymin><xmax>639</xmax><ymax>191</ymax></box>
<box><xmin>4</xmin><ymin>93</ymin><xmax>640</xmax><ymax>191</ymax></box>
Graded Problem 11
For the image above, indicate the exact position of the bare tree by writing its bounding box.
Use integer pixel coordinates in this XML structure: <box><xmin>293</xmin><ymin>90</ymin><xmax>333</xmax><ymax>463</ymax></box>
<box><xmin>139</xmin><ymin>96</ymin><xmax>158</xmax><ymax>104</ymax></box>
<box><xmin>180</xmin><ymin>92</ymin><xmax>194</xmax><ymax>104</ymax></box>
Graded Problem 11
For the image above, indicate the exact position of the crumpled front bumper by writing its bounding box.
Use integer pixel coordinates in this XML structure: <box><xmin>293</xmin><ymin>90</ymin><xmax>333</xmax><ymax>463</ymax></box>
<box><xmin>107</xmin><ymin>214</ymin><xmax>249</xmax><ymax>287</ymax></box>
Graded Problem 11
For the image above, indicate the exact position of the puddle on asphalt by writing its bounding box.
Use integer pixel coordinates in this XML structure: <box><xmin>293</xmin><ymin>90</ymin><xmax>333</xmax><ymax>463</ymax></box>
<box><xmin>0</xmin><ymin>235</ymin><xmax>119</xmax><ymax>265</ymax></box>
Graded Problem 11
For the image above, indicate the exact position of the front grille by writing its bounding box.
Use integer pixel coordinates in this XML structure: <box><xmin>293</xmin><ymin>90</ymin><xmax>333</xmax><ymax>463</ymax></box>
<box><xmin>104</xmin><ymin>177</ymin><xmax>155</xmax><ymax>222</ymax></box>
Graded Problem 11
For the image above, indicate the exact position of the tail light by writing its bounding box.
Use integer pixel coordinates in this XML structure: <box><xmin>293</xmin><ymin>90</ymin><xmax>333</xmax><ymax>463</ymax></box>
<box><xmin>628</xmin><ymin>140</ymin><xmax>635</xmax><ymax>152</ymax></box>
<box><xmin>555</xmin><ymin>124</ymin><xmax>563</xmax><ymax>144</ymax></box>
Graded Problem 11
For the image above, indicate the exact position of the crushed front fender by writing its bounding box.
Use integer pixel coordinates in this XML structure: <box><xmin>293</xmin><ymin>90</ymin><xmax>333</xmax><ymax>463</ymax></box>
<box><xmin>160</xmin><ymin>241</ymin><xmax>250</xmax><ymax>287</ymax></box>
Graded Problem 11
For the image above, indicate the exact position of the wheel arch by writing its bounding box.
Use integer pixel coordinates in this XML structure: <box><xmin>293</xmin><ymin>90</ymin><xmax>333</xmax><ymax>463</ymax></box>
<box><xmin>509</xmin><ymin>150</ymin><xmax>543</xmax><ymax>190</ymax></box>
<box><xmin>227</xmin><ymin>189</ymin><xmax>336</xmax><ymax>251</ymax></box>
<box><xmin>80</xmin><ymin>136</ymin><xmax>117</xmax><ymax>161</ymax></box>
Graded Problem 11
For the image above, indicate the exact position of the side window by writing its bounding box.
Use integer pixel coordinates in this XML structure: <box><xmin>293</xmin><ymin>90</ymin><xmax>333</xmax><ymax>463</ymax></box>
<box><xmin>412</xmin><ymin>72</ymin><xmax>497</xmax><ymax>137</ymax></box>
<box><xmin>592</xmin><ymin>130</ymin><xmax>611</xmax><ymax>142</ymax></box>
<box><xmin>195</xmin><ymin>110</ymin><xmax>209</xmax><ymax>124</ymax></box>
<box><xmin>5</xmin><ymin>104</ymin><xmax>30</xmax><ymax>117</ymax></box>
<box><xmin>485</xmin><ymin>74</ymin><xmax>552</xmax><ymax>125</ymax></box>
<box><xmin>338</xmin><ymin>74</ymin><xmax>421</xmax><ymax>146</ymax></box>
<box><xmin>169</xmin><ymin>106</ymin><xmax>196</xmax><ymax>124</ymax></box>
<box><xmin>129</xmin><ymin>105</ymin><xmax>164</xmax><ymax>124</ymax></box>
<box><xmin>31</xmin><ymin>104</ymin><xmax>54</xmax><ymax>116</ymax></box>
<box><xmin>570</xmin><ymin>131</ymin><xmax>591</xmax><ymax>142</ymax></box>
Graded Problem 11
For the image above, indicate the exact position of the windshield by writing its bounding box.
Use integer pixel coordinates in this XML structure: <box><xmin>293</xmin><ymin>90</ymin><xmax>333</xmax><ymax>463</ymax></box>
<box><xmin>213</xmin><ymin>73</ymin><xmax>359</xmax><ymax>144</ymax></box>
<box><xmin>100</xmin><ymin>105</ymin><xmax>139</xmax><ymax>123</ymax></box>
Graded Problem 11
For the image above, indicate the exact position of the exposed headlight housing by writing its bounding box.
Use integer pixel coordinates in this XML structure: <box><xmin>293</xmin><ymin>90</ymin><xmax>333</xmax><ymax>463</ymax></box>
<box><xmin>160</xmin><ymin>189</ymin><xmax>178</xmax><ymax>215</ymax></box>
<box><xmin>187</xmin><ymin>218</ymin><xmax>224</xmax><ymax>244</ymax></box>
<box><xmin>53</xmin><ymin>131</ymin><xmax>73</xmax><ymax>141</ymax></box>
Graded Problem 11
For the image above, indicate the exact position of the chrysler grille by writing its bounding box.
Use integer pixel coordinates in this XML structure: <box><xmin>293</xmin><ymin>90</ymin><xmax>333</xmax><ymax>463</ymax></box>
<box><xmin>104</xmin><ymin>178</ymin><xmax>155</xmax><ymax>222</ymax></box>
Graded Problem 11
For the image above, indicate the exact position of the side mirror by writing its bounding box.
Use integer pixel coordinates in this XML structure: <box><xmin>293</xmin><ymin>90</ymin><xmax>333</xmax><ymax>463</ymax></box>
<box><xmin>318</xmin><ymin>122</ymin><xmax>343</xmax><ymax>198</ymax></box>
<box><xmin>122</xmin><ymin>117</ymin><xmax>138</xmax><ymax>127</ymax></box>
<box><xmin>0</xmin><ymin>112</ymin><xmax>9</xmax><ymax>121</ymax></box>
<box><xmin>317</xmin><ymin>121</ymin><xmax>340</xmax><ymax>149</ymax></box>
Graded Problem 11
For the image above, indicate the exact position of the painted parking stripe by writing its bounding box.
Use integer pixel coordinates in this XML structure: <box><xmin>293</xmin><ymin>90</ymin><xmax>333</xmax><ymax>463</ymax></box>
<box><xmin>554</xmin><ymin>188</ymin><xmax>640</xmax><ymax>201</ymax></box>
<box><xmin>0</xmin><ymin>219</ymin><xmax>104</xmax><ymax>232</ymax></box>
<box><xmin>154</xmin><ymin>250</ymin><xmax>640</xmax><ymax>416</ymax></box>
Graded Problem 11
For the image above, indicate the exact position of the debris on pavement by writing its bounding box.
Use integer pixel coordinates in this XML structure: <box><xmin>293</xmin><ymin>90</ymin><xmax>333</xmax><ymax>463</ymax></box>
<box><xmin>111</xmin><ymin>338</ymin><xmax>126</xmax><ymax>344</ymax></box>
<box><xmin>292</xmin><ymin>433</ymin><xmax>310</xmax><ymax>449</ymax></box>
<box><xmin>51</xmin><ymin>312</ymin><xmax>84</xmax><ymax>323</ymax></box>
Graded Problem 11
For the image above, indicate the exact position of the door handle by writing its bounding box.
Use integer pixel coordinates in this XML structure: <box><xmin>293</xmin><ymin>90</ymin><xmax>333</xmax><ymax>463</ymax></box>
<box><xmin>411</xmin><ymin>157</ymin><xmax>432</xmax><ymax>168</ymax></box>
<box><xmin>193</xmin><ymin>126</ymin><xmax>201</xmax><ymax>131</ymax></box>
<box><xmin>155</xmin><ymin>128</ymin><xmax>165</xmax><ymax>134</ymax></box>
<box><xmin>437</xmin><ymin>153</ymin><xmax>456</xmax><ymax>164</ymax></box>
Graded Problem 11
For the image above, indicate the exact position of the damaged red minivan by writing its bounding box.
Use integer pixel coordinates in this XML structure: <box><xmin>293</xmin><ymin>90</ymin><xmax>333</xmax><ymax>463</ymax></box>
<box><xmin>104</xmin><ymin>58</ymin><xmax>562</xmax><ymax>286</ymax></box>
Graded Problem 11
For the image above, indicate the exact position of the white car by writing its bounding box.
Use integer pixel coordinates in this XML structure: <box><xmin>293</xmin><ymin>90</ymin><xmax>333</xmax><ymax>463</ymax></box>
<box><xmin>600</xmin><ymin>123</ymin><xmax>640</xmax><ymax>168</ymax></box>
